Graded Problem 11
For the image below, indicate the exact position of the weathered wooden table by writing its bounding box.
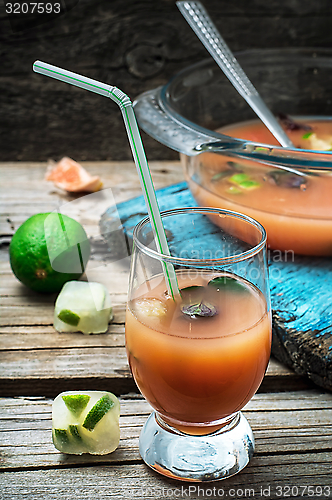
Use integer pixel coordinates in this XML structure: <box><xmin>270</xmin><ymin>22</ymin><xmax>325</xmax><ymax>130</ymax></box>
<box><xmin>1</xmin><ymin>162</ymin><xmax>331</xmax><ymax>499</ymax></box>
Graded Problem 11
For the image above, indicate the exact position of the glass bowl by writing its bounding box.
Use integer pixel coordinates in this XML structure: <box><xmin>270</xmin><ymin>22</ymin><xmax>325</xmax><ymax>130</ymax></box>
<box><xmin>133</xmin><ymin>48</ymin><xmax>332</xmax><ymax>256</ymax></box>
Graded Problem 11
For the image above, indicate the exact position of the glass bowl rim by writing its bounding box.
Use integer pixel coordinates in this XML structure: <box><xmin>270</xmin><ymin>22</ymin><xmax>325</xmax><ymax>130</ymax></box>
<box><xmin>159</xmin><ymin>47</ymin><xmax>332</xmax><ymax>156</ymax></box>
<box><xmin>133</xmin><ymin>207</ymin><xmax>267</xmax><ymax>265</ymax></box>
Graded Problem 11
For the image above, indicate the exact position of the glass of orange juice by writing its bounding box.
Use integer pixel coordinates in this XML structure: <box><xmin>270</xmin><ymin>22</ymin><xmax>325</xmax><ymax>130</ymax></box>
<box><xmin>125</xmin><ymin>207</ymin><xmax>272</xmax><ymax>481</ymax></box>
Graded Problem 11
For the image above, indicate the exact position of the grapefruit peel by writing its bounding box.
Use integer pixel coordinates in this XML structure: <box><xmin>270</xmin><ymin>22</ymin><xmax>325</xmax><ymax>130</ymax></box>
<box><xmin>46</xmin><ymin>157</ymin><xmax>103</xmax><ymax>193</ymax></box>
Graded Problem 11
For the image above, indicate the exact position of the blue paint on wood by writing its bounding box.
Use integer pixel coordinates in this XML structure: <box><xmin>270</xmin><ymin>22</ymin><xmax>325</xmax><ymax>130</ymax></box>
<box><xmin>100</xmin><ymin>182</ymin><xmax>332</xmax><ymax>391</ymax></box>
<box><xmin>269</xmin><ymin>257</ymin><xmax>332</xmax><ymax>332</ymax></box>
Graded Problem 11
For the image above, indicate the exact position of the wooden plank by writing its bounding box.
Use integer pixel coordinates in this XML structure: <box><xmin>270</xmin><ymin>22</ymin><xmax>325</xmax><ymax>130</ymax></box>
<box><xmin>0</xmin><ymin>298</ymin><xmax>127</xmax><ymax>325</ymax></box>
<box><xmin>0</xmin><ymin>325</ymin><xmax>125</xmax><ymax>345</ymax></box>
<box><xmin>0</xmin><ymin>305</ymin><xmax>127</xmax><ymax>329</ymax></box>
<box><xmin>1</xmin><ymin>0</ymin><xmax>332</xmax><ymax>163</ymax></box>
<box><xmin>0</xmin><ymin>391</ymin><xmax>331</xmax><ymax>499</ymax></box>
<box><xmin>0</xmin><ymin>302</ymin><xmax>127</xmax><ymax>326</ymax></box>
<box><xmin>0</xmin><ymin>161</ymin><xmax>183</xmax><ymax>235</ymax></box>
<box><xmin>1</xmin><ymin>459</ymin><xmax>332</xmax><ymax>500</ymax></box>
<box><xmin>0</xmin><ymin>263</ymin><xmax>130</xmax><ymax>292</ymax></box>
<box><xmin>0</xmin><ymin>346</ymin><xmax>137</xmax><ymax>397</ymax></box>
<box><xmin>0</xmin><ymin>161</ymin><xmax>182</xmax><ymax>191</ymax></box>
<box><xmin>1</xmin><ymin>390</ymin><xmax>331</xmax><ymax>471</ymax></box>
<box><xmin>0</xmin><ymin>341</ymin><xmax>307</xmax><ymax>397</ymax></box>
<box><xmin>0</xmin><ymin>276</ymin><xmax>128</xmax><ymax>302</ymax></box>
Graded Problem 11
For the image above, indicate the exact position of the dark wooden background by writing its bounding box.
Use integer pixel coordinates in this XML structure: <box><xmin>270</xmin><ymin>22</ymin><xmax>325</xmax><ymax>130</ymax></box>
<box><xmin>1</xmin><ymin>0</ymin><xmax>332</xmax><ymax>162</ymax></box>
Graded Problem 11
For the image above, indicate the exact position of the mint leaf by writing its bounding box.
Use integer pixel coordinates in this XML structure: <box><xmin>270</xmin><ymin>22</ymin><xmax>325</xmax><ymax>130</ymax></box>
<box><xmin>181</xmin><ymin>301</ymin><xmax>217</xmax><ymax>318</ymax></box>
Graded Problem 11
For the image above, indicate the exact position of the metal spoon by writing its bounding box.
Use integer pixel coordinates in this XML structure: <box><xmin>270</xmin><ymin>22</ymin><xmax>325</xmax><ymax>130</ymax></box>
<box><xmin>176</xmin><ymin>0</ymin><xmax>294</xmax><ymax>148</ymax></box>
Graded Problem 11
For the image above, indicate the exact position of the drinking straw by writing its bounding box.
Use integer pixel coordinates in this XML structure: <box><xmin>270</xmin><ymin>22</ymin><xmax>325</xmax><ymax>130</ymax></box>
<box><xmin>33</xmin><ymin>60</ymin><xmax>180</xmax><ymax>300</ymax></box>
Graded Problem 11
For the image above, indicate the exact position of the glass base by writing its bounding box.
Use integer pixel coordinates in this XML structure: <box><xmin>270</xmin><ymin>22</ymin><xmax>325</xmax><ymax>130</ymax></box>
<box><xmin>139</xmin><ymin>411</ymin><xmax>254</xmax><ymax>482</ymax></box>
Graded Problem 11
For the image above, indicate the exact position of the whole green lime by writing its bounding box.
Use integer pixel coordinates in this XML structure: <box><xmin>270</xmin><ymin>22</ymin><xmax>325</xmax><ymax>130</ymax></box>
<box><xmin>9</xmin><ymin>212</ymin><xmax>90</xmax><ymax>293</ymax></box>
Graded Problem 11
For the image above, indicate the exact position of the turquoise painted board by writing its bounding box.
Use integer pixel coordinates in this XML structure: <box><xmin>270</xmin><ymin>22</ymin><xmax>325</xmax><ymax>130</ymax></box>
<box><xmin>100</xmin><ymin>182</ymin><xmax>332</xmax><ymax>391</ymax></box>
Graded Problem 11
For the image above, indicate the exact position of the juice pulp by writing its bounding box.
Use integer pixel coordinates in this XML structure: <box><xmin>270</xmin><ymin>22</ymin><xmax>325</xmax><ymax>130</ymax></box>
<box><xmin>125</xmin><ymin>271</ymin><xmax>271</xmax><ymax>431</ymax></box>
<box><xmin>183</xmin><ymin>118</ymin><xmax>332</xmax><ymax>256</ymax></box>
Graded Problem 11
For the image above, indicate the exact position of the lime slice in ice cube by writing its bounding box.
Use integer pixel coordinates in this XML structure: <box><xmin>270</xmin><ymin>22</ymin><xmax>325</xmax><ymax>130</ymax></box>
<box><xmin>58</xmin><ymin>309</ymin><xmax>80</xmax><ymax>326</ymax></box>
<box><xmin>69</xmin><ymin>424</ymin><xmax>82</xmax><ymax>442</ymax></box>
<box><xmin>53</xmin><ymin>428</ymin><xmax>70</xmax><ymax>445</ymax></box>
<box><xmin>82</xmin><ymin>394</ymin><xmax>114</xmax><ymax>431</ymax></box>
<box><xmin>62</xmin><ymin>394</ymin><xmax>90</xmax><ymax>416</ymax></box>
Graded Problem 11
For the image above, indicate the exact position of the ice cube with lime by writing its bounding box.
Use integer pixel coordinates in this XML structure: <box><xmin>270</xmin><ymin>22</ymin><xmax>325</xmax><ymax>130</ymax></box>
<box><xmin>54</xmin><ymin>281</ymin><xmax>113</xmax><ymax>334</ymax></box>
<box><xmin>52</xmin><ymin>391</ymin><xmax>120</xmax><ymax>455</ymax></box>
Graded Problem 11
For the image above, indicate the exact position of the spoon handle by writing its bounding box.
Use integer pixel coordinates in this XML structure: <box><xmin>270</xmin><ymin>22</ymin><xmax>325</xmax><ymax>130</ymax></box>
<box><xmin>177</xmin><ymin>1</ymin><xmax>294</xmax><ymax>148</ymax></box>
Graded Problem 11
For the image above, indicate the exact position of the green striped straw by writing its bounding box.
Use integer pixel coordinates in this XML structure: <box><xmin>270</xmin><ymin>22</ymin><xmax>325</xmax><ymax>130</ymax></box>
<box><xmin>33</xmin><ymin>60</ymin><xmax>180</xmax><ymax>300</ymax></box>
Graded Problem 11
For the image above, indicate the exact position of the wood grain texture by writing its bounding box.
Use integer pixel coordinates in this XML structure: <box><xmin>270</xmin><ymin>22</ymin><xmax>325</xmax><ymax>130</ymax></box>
<box><xmin>1</xmin><ymin>162</ymin><xmax>331</xmax><ymax>495</ymax></box>
<box><xmin>0</xmin><ymin>391</ymin><xmax>331</xmax><ymax>499</ymax></box>
<box><xmin>270</xmin><ymin>258</ymin><xmax>332</xmax><ymax>391</ymax></box>
<box><xmin>1</xmin><ymin>0</ymin><xmax>332</xmax><ymax>161</ymax></box>
<box><xmin>0</xmin><ymin>161</ymin><xmax>183</xmax><ymax>236</ymax></box>
<box><xmin>2</xmin><ymin>390</ymin><xmax>332</xmax><ymax>468</ymax></box>
<box><xmin>1</xmin><ymin>462</ymin><xmax>332</xmax><ymax>500</ymax></box>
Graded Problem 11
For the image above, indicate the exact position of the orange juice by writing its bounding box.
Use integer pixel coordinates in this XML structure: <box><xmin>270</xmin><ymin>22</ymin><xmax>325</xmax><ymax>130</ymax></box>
<box><xmin>183</xmin><ymin>118</ymin><xmax>332</xmax><ymax>256</ymax></box>
<box><xmin>125</xmin><ymin>271</ymin><xmax>271</xmax><ymax>431</ymax></box>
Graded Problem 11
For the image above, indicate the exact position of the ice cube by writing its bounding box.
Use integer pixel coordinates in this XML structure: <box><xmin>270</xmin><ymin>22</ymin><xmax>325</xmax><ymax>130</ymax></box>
<box><xmin>133</xmin><ymin>298</ymin><xmax>167</xmax><ymax>318</ymax></box>
<box><xmin>52</xmin><ymin>391</ymin><xmax>120</xmax><ymax>455</ymax></box>
<box><xmin>54</xmin><ymin>281</ymin><xmax>113</xmax><ymax>334</ymax></box>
